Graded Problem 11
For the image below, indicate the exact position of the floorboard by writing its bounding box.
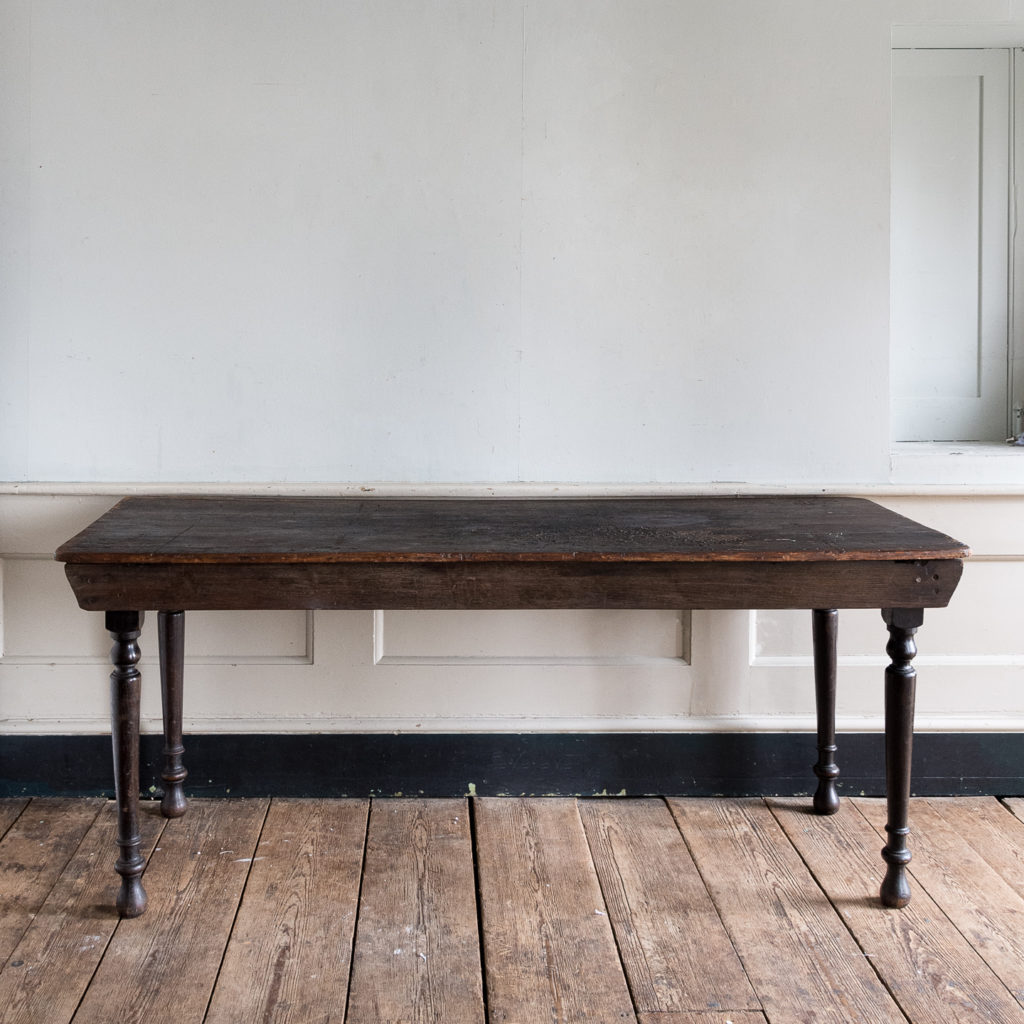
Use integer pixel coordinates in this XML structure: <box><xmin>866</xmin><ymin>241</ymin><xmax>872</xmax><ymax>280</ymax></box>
<box><xmin>931</xmin><ymin>797</ymin><xmax>1024</xmax><ymax>899</ymax></box>
<box><xmin>0</xmin><ymin>796</ymin><xmax>1021</xmax><ymax>1023</ymax></box>
<box><xmin>475</xmin><ymin>797</ymin><xmax>636</xmax><ymax>1024</ymax></box>
<box><xmin>0</xmin><ymin>801</ymin><xmax>30</xmax><ymax>844</ymax></box>
<box><xmin>1003</xmin><ymin>797</ymin><xmax>1024</xmax><ymax>824</ymax></box>
<box><xmin>0</xmin><ymin>798</ymin><xmax>105</xmax><ymax>964</ymax></box>
<box><xmin>671</xmin><ymin>798</ymin><xmax>906</xmax><ymax>1024</ymax></box>
<box><xmin>635</xmin><ymin>1015</ymin><xmax>768</xmax><ymax>1023</ymax></box>
<box><xmin>772</xmin><ymin>797</ymin><xmax>1024</xmax><ymax>1023</ymax></box>
<box><xmin>854</xmin><ymin>797</ymin><xmax>1024</xmax><ymax>1008</ymax></box>
<box><xmin>72</xmin><ymin>799</ymin><xmax>269</xmax><ymax>1024</ymax></box>
<box><xmin>0</xmin><ymin>802</ymin><xmax>164</xmax><ymax>1024</ymax></box>
<box><xmin>205</xmin><ymin>798</ymin><xmax>368</xmax><ymax>1024</ymax></box>
<box><xmin>579</xmin><ymin>797</ymin><xmax>755</xmax><ymax>1015</ymax></box>
<box><xmin>345</xmin><ymin>798</ymin><xmax>484</xmax><ymax>1024</ymax></box>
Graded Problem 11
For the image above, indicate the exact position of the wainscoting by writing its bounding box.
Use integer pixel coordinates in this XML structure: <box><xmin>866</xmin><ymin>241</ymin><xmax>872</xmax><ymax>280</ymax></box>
<box><xmin>2</xmin><ymin>489</ymin><xmax>1022</xmax><ymax>756</ymax></box>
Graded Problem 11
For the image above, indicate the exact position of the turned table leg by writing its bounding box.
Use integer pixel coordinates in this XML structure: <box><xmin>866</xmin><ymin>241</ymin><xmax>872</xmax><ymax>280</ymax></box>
<box><xmin>158</xmin><ymin>611</ymin><xmax>188</xmax><ymax>818</ymax></box>
<box><xmin>880</xmin><ymin>607</ymin><xmax>923</xmax><ymax>909</ymax></box>
<box><xmin>106</xmin><ymin>610</ymin><xmax>147</xmax><ymax>918</ymax></box>
<box><xmin>812</xmin><ymin>608</ymin><xmax>840</xmax><ymax>815</ymax></box>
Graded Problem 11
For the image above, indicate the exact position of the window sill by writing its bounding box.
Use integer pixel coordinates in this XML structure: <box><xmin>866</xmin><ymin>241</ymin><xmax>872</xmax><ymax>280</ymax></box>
<box><xmin>890</xmin><ymin>441</ymin><xmax>1024</xmax><ymax>489</ymax></box>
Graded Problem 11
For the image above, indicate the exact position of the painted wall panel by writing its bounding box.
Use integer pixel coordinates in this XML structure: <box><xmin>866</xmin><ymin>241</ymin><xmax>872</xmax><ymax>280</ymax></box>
<box><xmin>376</xmin><ymin>609</ymin><xmax>687</xmax><ymax>664</ymax></box>
<box><xmin>891</xmin><ymin>48</ymin><xmax>1011</xmax><ymax>440</ymax></box>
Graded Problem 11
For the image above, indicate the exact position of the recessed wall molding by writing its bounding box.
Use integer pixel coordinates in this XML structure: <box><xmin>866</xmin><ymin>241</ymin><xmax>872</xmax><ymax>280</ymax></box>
<box><xmin>372</xmin><ymin>609</ymin><xmax>691</xmax><ymax>668</ymax></box>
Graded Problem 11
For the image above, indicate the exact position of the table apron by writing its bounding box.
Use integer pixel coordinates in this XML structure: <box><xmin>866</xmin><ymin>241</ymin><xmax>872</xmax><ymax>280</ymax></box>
<box><xmin>64</xmin><ymin>558</ymin><xmax>963</xmax><ymax>611</ymax></box>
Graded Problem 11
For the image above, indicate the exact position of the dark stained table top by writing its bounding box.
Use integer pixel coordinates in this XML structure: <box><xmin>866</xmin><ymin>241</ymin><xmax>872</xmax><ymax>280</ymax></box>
<box><xmin>55</xmin><ymin>495</ymin><xmax>970</xmax><ymax>565</ymax></box>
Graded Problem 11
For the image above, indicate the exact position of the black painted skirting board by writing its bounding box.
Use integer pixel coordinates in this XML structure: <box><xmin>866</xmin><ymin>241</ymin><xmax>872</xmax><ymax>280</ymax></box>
<box><xmin>1</xmin><ymin>732</ymin><xmax>1022</xmax><ymax>799</ymax></box>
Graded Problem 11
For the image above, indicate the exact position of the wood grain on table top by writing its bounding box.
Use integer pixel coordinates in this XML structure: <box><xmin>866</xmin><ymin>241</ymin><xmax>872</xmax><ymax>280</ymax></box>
<box><xmin>55</xmin><ymin>496</ymin><xmax>970</xmax><ymax>565</ymax></box>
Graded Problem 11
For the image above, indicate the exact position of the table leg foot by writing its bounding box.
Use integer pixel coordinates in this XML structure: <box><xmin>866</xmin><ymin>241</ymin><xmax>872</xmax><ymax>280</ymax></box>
<box><xmin>880</xmin><ymin>827</ymin><xmax>912</xmax><ymax>908</ymax></box>
<box><xmin>812</xmin><ymin>608</ymin><xmax>840</xmax><ymax>815</ymax></box>
<box><xmin>107</xmin><ymin>610</ymin><xmax>148</xmax><ymax>918</ymax></box>
<box><xmin>880</xmin><ymin>607</ymin><xmax>922</xmax><ymax>909</ymax></box>
<box><xmin>114</xmin><ymin>853</ymin><xmax>148</xmax><ymax>918</ymax></box>
<box><xmin>158</xmin><ymin>610</ymin><xmax>188</xmax><ymax>818</ymax></box>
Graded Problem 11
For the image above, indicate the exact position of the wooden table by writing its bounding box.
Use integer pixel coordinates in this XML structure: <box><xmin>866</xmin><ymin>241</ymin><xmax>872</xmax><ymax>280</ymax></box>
<box><xmin>56</xmin><ymin>495</ymin><xmax>968</xmax><ymax>918</ymax></box>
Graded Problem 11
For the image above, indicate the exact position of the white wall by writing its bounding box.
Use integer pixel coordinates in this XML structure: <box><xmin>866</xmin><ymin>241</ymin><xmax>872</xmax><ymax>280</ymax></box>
<box><xmin>2</xmin><ymin>0</ymin><xmax>894</xmax><ymax>484</ymax></box>
<box><xmin>3</xmin><ymin>1</ymin><xmax>1024</xmax><ymax>737</ymax></box>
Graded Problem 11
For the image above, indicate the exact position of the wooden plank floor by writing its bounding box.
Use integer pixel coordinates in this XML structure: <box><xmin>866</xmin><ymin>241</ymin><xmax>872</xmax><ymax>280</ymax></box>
<box><xmin>1</xmin><ymin>797</ymin><xmax>1024</xmax><ymax>1023</ymax></box>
